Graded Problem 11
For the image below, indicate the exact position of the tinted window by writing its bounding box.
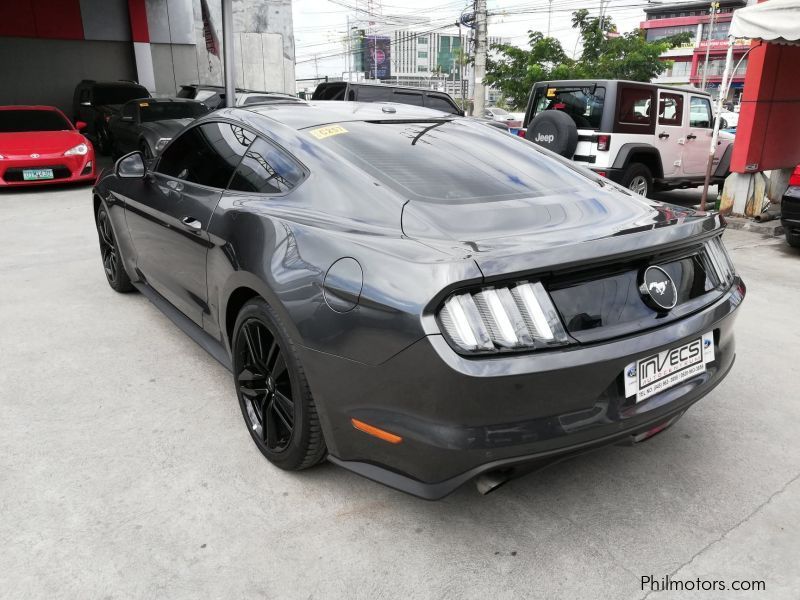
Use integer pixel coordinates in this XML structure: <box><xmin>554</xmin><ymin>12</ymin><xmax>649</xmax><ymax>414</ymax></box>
<box><xmin>308</xmin><ymin>120</ymin><xmax>597</xmax><ymax>202</ymax></box>
<box><xmin>531</xmin><ymin>86</ymin><xmax>605</xmax><ymax>130</ymax></box>
<box><xmin>618</xmin><ymin>87</ymin><xmax>654</xmax><ymax>125</ymax></box>
<box><xmin>139</xmin><ymin>101</ymin><xmax>207</xmax><ymax>122</ymax></box>
<box><xmin>228</xmin><ymin>137</ymin><xmax>305</xmax><ymax>194</ymax></box>
<box><xmin>93</xmin><ymin>85</ymin><xmax>149</xmax><ymax>105</ymax></box>
<box><xmin>156</xmin><ymin>122</ymin><xmax>253</xmax><ymax>188</ymax></box>
<box><xmin>690</xmin><ymin>96</ymin><xmax>712</xmax><ymax>128</ymax></box>
<box><xmin>314</xmin><ymin>83</ymin><xmax>347</xmax><ymax>100</ymax></box>
<box><xmin>658</xmin><ymin>93</ymin><xmax>684</xmax><ymax>126</ymax></box>
<box><xmin>355</xmin><ymin>86</ymin><xmax>393</xmax><ymax>102</ymax></box>
<box><xmin>393</xmin><ymin>91</ymin><xmax>424</xmax><ymax>107</ymax></box>
<box><xmin>0</xmin><ymin>110</ymin><xmax>71</xmax><ymax>132</ymax></box>
<box><xmin>426</xmin><ymin>95</ymin><xmax>459</xmax><ymax>114</ymax></box>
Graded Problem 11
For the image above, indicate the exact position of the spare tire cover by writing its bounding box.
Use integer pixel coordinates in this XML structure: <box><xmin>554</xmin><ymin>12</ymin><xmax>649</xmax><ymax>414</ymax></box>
<box><xmin>525</xmin><ymin>110</ymin><xmax>579</xmax><ymax>158</ymax></box>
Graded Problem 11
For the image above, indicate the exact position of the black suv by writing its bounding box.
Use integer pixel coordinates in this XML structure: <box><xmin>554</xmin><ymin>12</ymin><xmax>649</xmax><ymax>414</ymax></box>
<box><xmin>312</xmin><ymin>82</ymin><xmax>464</xmax><ymax>115</ymax></box>
<box><xmin>73</xmin><ymin>80</ymin><xmax>150</xmax><ymax>155</ymax></box>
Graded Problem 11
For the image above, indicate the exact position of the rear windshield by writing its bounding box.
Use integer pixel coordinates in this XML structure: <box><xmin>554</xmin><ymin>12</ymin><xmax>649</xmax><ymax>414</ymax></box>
<box><xmin>139</xmin><ymin>102</ymin><xmax>207</xmax><ymax>122</ymax></box>
<box><xmin>94</xmin><ymin>85</ymin><xmax>149</xmax><ymax>105</ymax></box>
<box><xmin>531</xmin><ymin>86</ymin><xmax>605</xmax><ymax>130</ymax></box>
<box><xmin>305</xmin><ymin>120</ymin><xmax>597</xmax><ymax>203</ymax></box>
<box><xmin>0</xmin><ymin>110</ymin><xmax>71</xmax><ymax>132</ymax></box>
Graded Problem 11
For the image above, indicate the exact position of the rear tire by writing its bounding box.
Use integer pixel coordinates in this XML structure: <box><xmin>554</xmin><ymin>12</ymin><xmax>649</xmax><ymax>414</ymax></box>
<box><xmin>96</xmin><ymin>206</ymin><xmax>134</xmax><ymax>293</ymax></box>
<box><xmin>232</xmin><ymin>298</ymin><xmax>327</xmax><ymax>471</ymax></box>
<box><xmin>622</xmin><ymin>163</ymin><xmax>653</xmax><ymax>198</ymax></box>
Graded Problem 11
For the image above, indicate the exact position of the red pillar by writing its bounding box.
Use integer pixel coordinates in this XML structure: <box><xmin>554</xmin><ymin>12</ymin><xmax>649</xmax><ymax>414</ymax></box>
<box><xmin>730</xmin><ymin>41</ymin><xmax>800</xmax><ymax>173</ymax></box>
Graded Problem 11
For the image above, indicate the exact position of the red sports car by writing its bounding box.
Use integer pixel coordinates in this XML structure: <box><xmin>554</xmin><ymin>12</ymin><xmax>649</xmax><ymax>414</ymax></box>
<box><xmin>0</xmin><ymin>105</ymin><xmax>95</xmax><ymax>187</ymax></box>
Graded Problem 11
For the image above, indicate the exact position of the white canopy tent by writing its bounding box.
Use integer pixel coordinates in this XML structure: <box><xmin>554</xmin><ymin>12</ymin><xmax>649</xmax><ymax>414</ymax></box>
<box><xmin>701</xmin><ymin>0</ymin><xmax>800</xmax><ymax>210</ymax></box>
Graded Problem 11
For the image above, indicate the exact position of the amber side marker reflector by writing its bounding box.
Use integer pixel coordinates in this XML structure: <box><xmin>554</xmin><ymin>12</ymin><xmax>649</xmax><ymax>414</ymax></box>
<box><xmin>351</xmin><ymin>418</ymin><xmax>403</xmax><ymax>444</ymax></box>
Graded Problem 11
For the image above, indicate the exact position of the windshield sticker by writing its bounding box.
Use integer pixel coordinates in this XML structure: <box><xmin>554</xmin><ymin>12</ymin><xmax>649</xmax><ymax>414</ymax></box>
<box><xmin>309</xmin><ymin>125</ymin><xmax>347</xmax><ymax>140</ymax></box>
<box><xmin>546</xmin><ymin>88</ymin><xmax>556</xmax><ymax>98</ymax></box>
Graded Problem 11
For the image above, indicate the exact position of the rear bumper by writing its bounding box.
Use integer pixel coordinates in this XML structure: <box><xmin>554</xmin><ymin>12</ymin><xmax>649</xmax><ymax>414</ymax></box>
<box><xmin>302</xmin><ymin>279</ymin><xmax>745</xmax><ymax>499</ymax></box>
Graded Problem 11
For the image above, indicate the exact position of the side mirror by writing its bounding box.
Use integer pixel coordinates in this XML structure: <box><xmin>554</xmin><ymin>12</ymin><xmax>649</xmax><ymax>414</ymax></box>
<box><xmin>115</xmin><ymin>151</ymin><xmax>147</xmax><ymax>179</ymax></box>
<box><xmin>75</xmin><ymin>120</ymin><xmax>87</xmax><ymax>131</ymax></box>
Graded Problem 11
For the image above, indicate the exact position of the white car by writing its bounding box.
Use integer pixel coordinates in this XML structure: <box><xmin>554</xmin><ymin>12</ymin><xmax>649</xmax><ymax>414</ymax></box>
<box><xmin>520</xmin><ymin>79</ymin><xmax>734</xmax><ymax>197</ymax></box>
<box><xmin>482</xmin><ymin>107</ymin><xmax>522</xmax><ymax>127</ymax></box>
<box><xmin>718</xmin><ymin>109</ymin><xmax>739</xmax><ymax>129</ymax></box>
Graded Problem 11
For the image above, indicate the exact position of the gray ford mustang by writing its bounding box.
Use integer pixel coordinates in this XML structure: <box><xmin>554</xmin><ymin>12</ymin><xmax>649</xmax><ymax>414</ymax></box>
<box><xmin>93</xmin><ymin>101</ymin><xmax>745</xmax><ymax>499</ymax></box>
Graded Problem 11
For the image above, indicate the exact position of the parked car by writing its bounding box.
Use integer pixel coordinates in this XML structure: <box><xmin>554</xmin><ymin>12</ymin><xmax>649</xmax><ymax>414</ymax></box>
<box><xmin>781</xmin><ymin>165</ymin><xmax>800</xmax><ymax>248</ymax></box>
<box><xmin>177</xmin><ymin>84</ymin><xmax>300</xmax><ymax>109</ymax></box>
<box><xmin>718</xmin><ymin>109</ymin><xmax>739</xmax><ymax>130</ymax></box>
<box><xmin>312</xmin><ymin>81</ymin><xmax>464</xmax><ymax>115</ymax></box>
<box><xmin>93</xmin><ymin>101</ymin><xmax>744</xmax><ymax>499</ymax></box>
<box><xmin>73</xmin><ymin>80</ymin><xmax>150</xmax><ymax>155</ymax></box>
<box><xmin>521</xmin><ymin>80</ymin><xmax>735</xmax><ymax>198</ymax></box>
<box><xmin>0</xmin><ymin>105</ymin><xmax>95</xmax><ymax>187</ymax></box>
<box><xmin>483</xmin><ymin>106</ymin><xmax>522</xmax><ymax>128</ymax></box>
<box><xmin>109</xmin><ymin>98</ymin><xmax>209</xmax><ymax>159</ymax></box>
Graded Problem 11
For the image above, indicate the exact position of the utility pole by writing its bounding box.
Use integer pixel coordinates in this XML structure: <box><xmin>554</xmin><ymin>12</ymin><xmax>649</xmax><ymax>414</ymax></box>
<box><xmin>472</xmin><ymin>0</ymin><xmax>487</xmax><ymax>116</ymax></box>
<box><xmin>701</xmin><ymin>1</ymin><xmax>720</xmax><ymax>90</ymax></box>
<box><xmin>547</xmin><ymin>0</ymin><xmax>553</xmax><ymax>37</ymax></box>
<box><xmin>221</xmin><ymin>0</ymin><xmax>235</xmax><ymax>108</ymax></box>
<box><xmin>346</xmin><ymin>16</ymin><xmax>351</xmax><ymax>83</ymax></box>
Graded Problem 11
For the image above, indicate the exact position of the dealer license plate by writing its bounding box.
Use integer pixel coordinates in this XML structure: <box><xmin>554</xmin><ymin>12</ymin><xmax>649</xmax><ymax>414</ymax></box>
<box><xmin>22</xmin><ymin>168</ymin><xmax>54</xmax><ymax>181</ymax></box>
<box><xmin>623</xmin><ymin>332</ymin><xmax>715</xmax><ymax>402</ymax></box>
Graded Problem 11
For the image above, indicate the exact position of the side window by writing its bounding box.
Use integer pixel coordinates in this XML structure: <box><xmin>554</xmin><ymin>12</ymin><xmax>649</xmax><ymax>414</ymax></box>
<box><xmin>618</xmin><ymin>87</ymin><xmax>654</xmax><ymax>125</ymax></box>
<box><xmin>658</xmin><ymin>93</ymin><xmax>684</xmax><ymax>126</ymax></box>
<box><xmin>426</xmin><ymin>95</ymin><xmax>459</xmax><ymax>114</ymax></box>
<box><xmin>355</xmin><ymin>86</ymin><xmax>393</xmax><ymax>102</ymax></box>
<box><xmin>228</xmin><ymin>137</ymin><xmax>306</xmax><ymax>194</ymax></box>
<box><xmin>393</xmin><ymin>91</ymin><xmax>424</xmax><ymax>107</ymax></box>
<box><xmin>690</xmin><ymin>96</ymin><xmax>712</xmax><ymax>128</ymax></box>
<box><xmin>155</xmin><ymin>122</ymin><xmax>254</xmax><ymax>188</ymax></box>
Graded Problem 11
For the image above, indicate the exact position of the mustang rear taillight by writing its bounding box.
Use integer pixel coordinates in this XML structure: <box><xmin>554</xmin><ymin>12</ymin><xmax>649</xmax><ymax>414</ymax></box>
<box><xmin>597</xmin><ymin>134</ymin><xmax>611</xmax><ymax>151</ymax></box>
<box><xmin>704</xmin><ymin>236</ymin><xmax>736</xmax><ymax>286</ymax></box>
<box><xmin>438</xmin><ymin>282</ymin><xmax>571</xmax><ymax>354</ymax></box>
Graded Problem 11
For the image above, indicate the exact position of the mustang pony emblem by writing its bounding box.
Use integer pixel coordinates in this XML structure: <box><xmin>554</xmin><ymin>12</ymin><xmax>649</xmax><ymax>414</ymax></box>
<box><xmin>648</xmin><ymin>281</ymin><xmax>668</xmax><ymax>295</ymax></box>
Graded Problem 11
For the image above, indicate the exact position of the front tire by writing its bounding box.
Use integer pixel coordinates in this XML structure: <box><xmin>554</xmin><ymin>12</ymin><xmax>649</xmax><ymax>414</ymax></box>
<box><xmin>786</xmin><ymin>230</ymin><xmax>800</xmax><ymax>248</ymax></box>
<box><xmin>232</xmin><ymin>298</ymin><xmax>327</xmax><ymax>471</ymax></box>
<box><xmin>96</xmin><ymin>206</ymin><xmax>134</xmax><ymax>293</ymax></box>
<box><xmin>622</xmin><ymin>163</ymin><xmax>653</xmax><ymax>197</ymax></box>
<box><xmin>96</xmin><ymin>123</ymin><xmax>113</xmax><ymax>155</ymax></box>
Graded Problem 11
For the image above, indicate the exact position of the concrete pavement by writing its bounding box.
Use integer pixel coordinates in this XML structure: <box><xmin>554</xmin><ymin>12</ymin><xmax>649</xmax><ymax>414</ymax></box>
<box><xmin>1</xmin><ymin>184</ymin><xmax>798</xmax><ymax>599</ymax></box>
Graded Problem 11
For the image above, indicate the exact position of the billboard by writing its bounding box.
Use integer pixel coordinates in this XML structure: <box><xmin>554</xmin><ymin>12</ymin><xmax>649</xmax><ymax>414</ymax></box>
<box><xmin>364</xmin><ymin>35</ymin><xmax>391</xmax><ymax>79</ymax></box>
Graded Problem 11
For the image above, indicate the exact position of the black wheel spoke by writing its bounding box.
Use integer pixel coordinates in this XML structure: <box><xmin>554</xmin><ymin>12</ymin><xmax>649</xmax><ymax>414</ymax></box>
<box><xmin>236</xmin><ymin>318</ymin><xmax>296</xmax><ymax>452</ymax></box>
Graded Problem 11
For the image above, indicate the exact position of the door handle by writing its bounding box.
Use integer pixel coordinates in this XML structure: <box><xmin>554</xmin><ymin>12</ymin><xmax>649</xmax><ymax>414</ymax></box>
<box><xmin>181</xmin><ymin>216</ymin><xmax>202</xmax><ymax>231</ymax></box>
<box><xmin>686</xmin><ymin>133</ymin><xmax>697</xmax><ymax>140</ymax></box>
<box><xmin>658</xmin><ymin>132</ymin><xmax>670</xmax><ymax>139</ymax></box>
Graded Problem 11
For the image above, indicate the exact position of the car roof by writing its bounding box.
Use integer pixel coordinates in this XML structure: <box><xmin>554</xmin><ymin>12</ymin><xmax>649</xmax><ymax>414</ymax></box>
<box><xmin>0</xmin><ymin>105</ymin><xmax>64</xmax><ymax>112</ymax></box>
<box><xmin>535</xmin><ymin>79</ymin><xmax>711</xmax><ymax>97</ymax></box>
<box><xmin>239</xmin><ymin>100</ymin><xmax>454</xmax><ymax>130</ymax></box>
<box><xmin>317</xmin><ymin>81</ymin><xmax>453</xmax><ymax>96</ymax></box>
<box><xmin>128</xmin><ymin>97</ymin><xmax>203</xmax><ymax>104</ymax></box>
<box><xmin>80</xmin><ymin>80</ymin><xmax>147</xmax><ymax>88</ymax></box>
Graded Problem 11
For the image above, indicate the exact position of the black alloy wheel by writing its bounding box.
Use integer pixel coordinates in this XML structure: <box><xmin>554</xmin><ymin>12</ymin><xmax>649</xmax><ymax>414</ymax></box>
<box><xmin>237</xmin><ymin>318</ymin><xmax>295</xmax><ymax>452</ymax></box>
<box><xmin>96</xmin><ymin>207</ymin><xmax>134</xmax><ymax>292</ymax></box>
<box><xmin>233</xmin><ymin>298</ymin><xmax>326</xmax><ymax>470</ymax></box>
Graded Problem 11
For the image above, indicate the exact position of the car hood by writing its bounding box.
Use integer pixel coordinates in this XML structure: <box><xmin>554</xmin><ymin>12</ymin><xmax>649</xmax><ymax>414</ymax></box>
<box><xmin>140</xmin><ymin>118</ymin><xmax>194</xmax><ymax>138</ymax></box>
<box><xmin>401</xmin><ymin>183</ymin><xmax>718</xmax><ymax>277</ymax></box>
<box><xmin>0</xmin><ymin>130</ymin><xmax>85</xmax><ymax>154</ymax></box>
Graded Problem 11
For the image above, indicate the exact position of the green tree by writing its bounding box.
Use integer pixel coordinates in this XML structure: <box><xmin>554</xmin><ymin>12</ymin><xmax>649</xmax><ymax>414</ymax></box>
<box><xmin>484</xmin><ymin>10</ymin><xmax>692</xmax><ymax>110</ymax></box>
<box><xmin>485</xmin><ymin>31</ymin><xmax>574</xmax><ymax>109</ymax></box>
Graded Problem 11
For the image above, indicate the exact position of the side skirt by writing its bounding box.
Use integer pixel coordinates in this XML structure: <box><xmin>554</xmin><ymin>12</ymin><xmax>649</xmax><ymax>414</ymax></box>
<box><xmin>133</xmin><ymin>281</ymin><xmax>232</xmax><ymax>372</ymax></box>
